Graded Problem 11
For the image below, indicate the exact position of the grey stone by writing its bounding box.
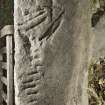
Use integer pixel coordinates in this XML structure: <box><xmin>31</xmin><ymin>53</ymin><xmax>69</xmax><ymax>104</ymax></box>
<box><xmin>14</xmin><ymin>0</ymin><xmax>91</xmax><ymax>105</ymax></box>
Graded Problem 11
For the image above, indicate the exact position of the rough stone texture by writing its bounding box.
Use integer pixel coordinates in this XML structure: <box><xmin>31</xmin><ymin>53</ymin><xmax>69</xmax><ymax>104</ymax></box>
<box><xmin>14</xmin><ymin>0</ymin><xmax>91</xmax><ymax>105</ymax></box>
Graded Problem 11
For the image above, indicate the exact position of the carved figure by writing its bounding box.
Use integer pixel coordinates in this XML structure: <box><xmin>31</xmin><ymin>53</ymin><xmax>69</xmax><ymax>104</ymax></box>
<box><xmin>16</xmin><ymin>0</ymin><xmax>65</xmax><ymax>105</ymax></box>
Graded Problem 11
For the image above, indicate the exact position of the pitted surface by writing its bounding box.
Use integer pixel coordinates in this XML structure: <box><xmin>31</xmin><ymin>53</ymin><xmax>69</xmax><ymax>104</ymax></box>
<box><xmin>14</xmin><ymin>0</ymin><xmax>90</xmax><ymax>105</ymax></box>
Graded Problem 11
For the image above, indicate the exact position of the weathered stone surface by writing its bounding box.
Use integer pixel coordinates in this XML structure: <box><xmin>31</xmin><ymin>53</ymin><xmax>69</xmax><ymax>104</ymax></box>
<box><xmin>14</xmin><ymin>0</ymin><xmax>91</xmax><ymax>105</ymax></box>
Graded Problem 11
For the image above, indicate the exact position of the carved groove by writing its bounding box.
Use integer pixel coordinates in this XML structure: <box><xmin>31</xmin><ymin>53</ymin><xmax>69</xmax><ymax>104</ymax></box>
<box><xmin>22</xmin><ymin>78</ymin><xmax>33</xmax><ymax>84</ymax></box>
<box><xmin>22</xmin><ymin>76</ymin><xmax>33</xmax><ymax>84</ymax></box>
<box><xmin>28</xmin><ymin>101</ymin><xmax>38</xmax><ymax>105</ymax></box>
<box><xmin>18</xmin><ymin>10</ymin><xmax>45</xmax><ymax>25</ymax></box>
<box><xmin>27</xmin><ymin>70</ymin><xmax>38</xmax><ymax>75</ymax></box>
<box><xmin>27</xmin><ymin>98</ymin><xmax>37</xmax><ymax>104</ymax></box>
<box><xmin>39</xmin><ymin>7</ymin><xmax>64</xmax><ymax>41</ymax></box>
<box><xmin>27</xmin><ymin>90</ymin><xmax>38</xmax><ymax>95</ymax></box>
<box><xmin>20</xmin><ymin>82</ymin><xmax>37</xmax><ymax>91</ymax></box>
<box><xmin>18</xmin><ymin>11</ymin><xmax>47</xmax><ymax>31</ymax></box>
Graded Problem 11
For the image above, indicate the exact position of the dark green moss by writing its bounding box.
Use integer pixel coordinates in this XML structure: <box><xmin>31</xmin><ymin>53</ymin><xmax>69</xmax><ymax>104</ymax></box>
<box><xmin>0</xmin><ymin>0</ymin><xmax>13</xmax><ymax>29</ymax></box>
